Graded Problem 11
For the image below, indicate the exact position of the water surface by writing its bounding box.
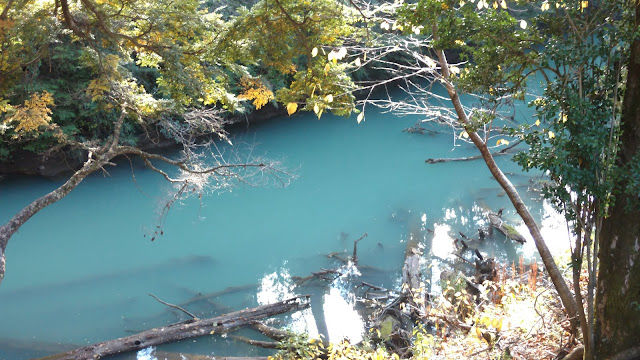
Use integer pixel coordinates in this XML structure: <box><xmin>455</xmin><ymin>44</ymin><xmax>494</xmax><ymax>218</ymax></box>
<box><xmin>0</xmin><ymin>93</ymin><xmax>569</xmax><ymax>359</ymax></box>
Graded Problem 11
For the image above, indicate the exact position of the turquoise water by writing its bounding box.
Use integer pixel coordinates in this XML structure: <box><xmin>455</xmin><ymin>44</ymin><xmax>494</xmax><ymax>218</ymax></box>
<box><xmin>0</xmin><ymin>94</ymin><xmax>569</xmax><ymax>359</ymax></box>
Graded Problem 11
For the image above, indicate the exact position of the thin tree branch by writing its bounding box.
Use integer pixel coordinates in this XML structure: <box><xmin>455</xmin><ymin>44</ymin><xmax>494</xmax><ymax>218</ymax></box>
<box><xmin>148</xmin><ymin>293</ymin><xmax>198</xmax><ymax>320</ymax></box>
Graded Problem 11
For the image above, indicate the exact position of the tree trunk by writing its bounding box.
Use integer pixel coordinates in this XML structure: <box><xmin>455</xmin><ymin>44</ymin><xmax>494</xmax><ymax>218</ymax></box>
<box><xmin>37</xmin><ymin>295</ymin><xmax>310</xmax><ymax>360</ymax></box>
<box><xmin>431</xmin><ymin>37</ymin><xmax>579</xmax><ymax>326</ymax></box>
<box><xmin>594</xmin><ymin>3</ymin><xmax>640</xmax><ymax>357</ymax></box>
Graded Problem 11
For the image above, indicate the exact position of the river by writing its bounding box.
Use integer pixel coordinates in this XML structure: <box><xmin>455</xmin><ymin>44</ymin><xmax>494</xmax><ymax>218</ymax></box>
<box><xmin>0</xmin><ymin>91</ymin><xmax>569</xmax><ymax>359</ymax></box>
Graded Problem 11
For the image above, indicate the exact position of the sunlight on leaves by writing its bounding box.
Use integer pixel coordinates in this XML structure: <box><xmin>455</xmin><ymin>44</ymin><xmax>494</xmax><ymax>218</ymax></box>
<box><xmin>2</xmin><ymin>92</ymin><xmax>55</xmax><ymax>136</ymax></box>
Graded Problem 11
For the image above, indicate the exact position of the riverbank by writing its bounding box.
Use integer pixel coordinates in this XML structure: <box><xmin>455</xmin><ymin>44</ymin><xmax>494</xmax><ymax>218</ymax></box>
<box><xmin>0</xmin><ymin>104</ymin><xmax>287</xmax><ymax>178</ymax></box>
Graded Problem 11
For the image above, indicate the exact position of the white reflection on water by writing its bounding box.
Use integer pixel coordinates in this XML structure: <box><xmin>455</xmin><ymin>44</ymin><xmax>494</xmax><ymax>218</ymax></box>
<box><xmin>431</xmin><ymin>223</ymin><xmax>455</xmax><ymax>259</ymax></box>
<box><xmin>256</xmin><ymin>267</ymin><xmax>318</xmax><ymax>337</ymax></box>
<box><xmin>516</xmin><ymin>200</ymin><xmax>571</xmax><ymax>259</ymax></box>
<box><xmin>323</xmin><ymin>263</ymin><xmax>364</xmax><ymax>343</ymax></box>
<box><xmin>255</xmin><ymin>263</ymin><xmax>365</xmax><ymax>344</ymax></box>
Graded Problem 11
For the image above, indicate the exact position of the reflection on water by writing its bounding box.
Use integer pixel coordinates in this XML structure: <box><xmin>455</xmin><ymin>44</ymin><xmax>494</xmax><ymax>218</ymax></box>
<box><xmin>255</xmin><ymin>263</ymin><xmax>365</xmax><ymax>344</ymax></box>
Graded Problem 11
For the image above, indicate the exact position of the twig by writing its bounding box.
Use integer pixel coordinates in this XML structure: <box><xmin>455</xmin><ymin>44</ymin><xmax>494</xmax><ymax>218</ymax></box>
<box><xmin>148</xmin><ymin>293</ymin><xmax>198</xmax><ymax>320</ymax></box>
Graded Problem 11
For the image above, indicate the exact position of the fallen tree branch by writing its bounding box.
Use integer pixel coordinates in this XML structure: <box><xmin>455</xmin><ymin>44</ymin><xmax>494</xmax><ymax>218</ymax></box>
<box><xmin>149</xmin><ymin>293</ymin><xmax>197</xmax><ymax>319</ymax></box>
<box><xmin>230</xmin><ymin>335</ymin><xmax>280</xmax><ymax>349</ymax></box>
<box><xmin>37</xmin><ymin>295</ymin><xmax>310</xmax><ymax>360</ymax></box>
<box><xmin>352</xmin><ymin>232</ymin><xmax>368</xmax><ymax>265</ymax></box>
<box><xmin>425</xmin><ymin>139</ymin><xmax>523</xmax><ymax>164</ymax></box>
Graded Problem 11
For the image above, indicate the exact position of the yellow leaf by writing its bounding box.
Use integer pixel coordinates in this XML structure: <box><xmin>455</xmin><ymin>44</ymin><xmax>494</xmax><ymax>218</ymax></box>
<box><xmin>548</xmin><ymin>130</ymin><xmax>555</xmax><ymax>139</ymax></box>
<box><xmin>312</xmin><ymin>47</ymin><xmax>318</xmax><ymax>57</ymax></box>
<box><xmin>560</xmin><ymin>113</ymin><xmax>568</xmax><ymax>123</ymax></box>
<box><xmin>535</xmin><ymin>119</ymin><xmax>541</xmax><ymax>126</ymax></box>
<box><xmin>355</xmin><ymin>57</ymin><xmax>361</xmax><ymax>67</ymax></box>
<box><xmin>459</xmin><ymin>130</ymin><xmax>469</xmax><ymax>139</ymax></box>
<box><xmin>501</xmin><ymin>0</ymin><xmax>507</xmax><ymax>8</ymax></box>
<box><xmin>475</xmin><ymin>326</ymin><xmax>482</xmax><ymax>339</ymax></box>
<box><xmin>325</xmin><ymin>94</ymin><xmax>333</xmax><ymax>103</ymax></box>
<box><xmin>313</xmin><ymin>103</ymin><xmax>320</xmax><ymax>115</ymax></box>
<box><xmin>493</xmin><ymin>1</ymin><xmax>498</xmax><ymax>8</ymax></box>
<box><xmin>520</xmin><ymin>20</ymin><xmax>527</xmax><ymax>29</ymax></box>
<box><xmin>286</xmin><ymin>102</ymin><xmax>298</xmax><ymax>116</ymax></box>
<box><xmin>496</xmin><ymin>139</ymin><xmax>510</xmax><ymax>146</ymax></box>
<box><xmin>357</xmin><ymin>112</ymin><xmax>364</xmax><ymax>124</ymax></box>
<box><xmin>324</xmin><ymin>63</ymin><xmax>331</xmax><ymax>76</ymax></box>
<box><xmin>581</xmin><ymin>0</ymin><xmax>588</xmax><ymax>9</ymax></box>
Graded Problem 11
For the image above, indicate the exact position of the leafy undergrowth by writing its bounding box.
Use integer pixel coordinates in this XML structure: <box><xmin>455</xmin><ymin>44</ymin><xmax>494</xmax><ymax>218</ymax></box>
<box><xmin>271</xmin><ymin>258</ymin><xmax>577</xmax><ymax>359</ymax></box>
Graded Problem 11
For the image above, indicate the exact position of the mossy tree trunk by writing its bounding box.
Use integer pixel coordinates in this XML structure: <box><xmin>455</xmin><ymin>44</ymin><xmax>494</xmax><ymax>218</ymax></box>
<box><xmin>594</xmin><ymin>3</ymin><xmax>640</xmax><ymax>358</ymax></box>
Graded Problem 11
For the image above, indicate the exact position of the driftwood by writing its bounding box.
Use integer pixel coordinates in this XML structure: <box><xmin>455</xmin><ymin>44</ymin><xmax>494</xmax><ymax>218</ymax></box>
<box><xmin>180</xmin><ymin>288</ymin><xmax>290</xmax><ymax>341</ymax></box>
<box><xmin>425</xmin><ymin>139</ymin><xmax>523</xmax><ymax>164</ymax></box>
<box><xmin>38</xmin><ymin>296</ymin><xmax>310</xmax><ymax>360</ymax></box>
<box><xmin>488</xmin><ymin>213</ymin><xmax>526</xmax><ymax>244</ymax></box>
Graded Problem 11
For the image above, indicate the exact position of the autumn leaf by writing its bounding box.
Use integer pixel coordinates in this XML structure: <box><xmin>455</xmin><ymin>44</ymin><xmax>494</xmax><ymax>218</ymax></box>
<box><xmin>286</xmin><ymin>102</ymin><xmax>298</xmax><ymax>116</ymax></box>
<box><xmin>357</xmin><ymin>112</ymin><xmax>364</xmax><ymax>124</ymax></box>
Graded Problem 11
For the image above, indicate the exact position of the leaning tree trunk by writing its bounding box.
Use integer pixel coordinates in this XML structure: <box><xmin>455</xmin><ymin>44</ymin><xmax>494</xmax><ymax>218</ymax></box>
<box><xmin>431</xmin><ymin>36</ymin><xmax>579</xmax><ymax>326</ymax></box>
<box><xmin>594</xmin><ymin>4</ymin><xmax>640</xmax><ymax>358</ymax></box>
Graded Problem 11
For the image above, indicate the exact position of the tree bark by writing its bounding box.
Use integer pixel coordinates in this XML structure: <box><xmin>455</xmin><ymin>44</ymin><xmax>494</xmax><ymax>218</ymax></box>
<box><xmin>594</xmin><ymin>3</ymin><xmax>640</xmax><ymax>356</ymax></box>
<box><xmin>37</xmin><ymin>295</ymin><xmax>310</xmax><ymax>360</ymax></box>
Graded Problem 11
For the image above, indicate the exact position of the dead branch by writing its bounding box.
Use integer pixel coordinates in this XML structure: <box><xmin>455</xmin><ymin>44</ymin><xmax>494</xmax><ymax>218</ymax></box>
<box><xmin>425</xmin><ymin>139</ymin><xmax>523</xmax><ymax>164</ymax></box>
<box><xmin>229</xmin><ymin>335</ymin><xmax>280</xmax><ymax>349</ymax></box>
<box><xmin>148</xmin><ymin>293</ymin><xmax>197</xmax><ymax>320</ymax></box>
<box><xmin>352</xmin><ymin>232</ymin><xmax>368</xmax><ymax>265</ymax></box>
<box><xmin>37</xmin><ymin>295</ymin><xmax>310</xmax><ymax>360</ymax></box>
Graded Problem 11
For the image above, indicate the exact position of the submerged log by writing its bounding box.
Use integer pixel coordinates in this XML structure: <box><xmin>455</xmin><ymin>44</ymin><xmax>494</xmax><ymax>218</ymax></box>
<box><xmin>425</xmin><ymin>139</ymin><xmax>523</xmax><ymax>164</ymax></box>
<box><xmin>38</xmin><ymin>296</ymin><xmax>310</xmax><ymax>360</ymax></box>
<box><xmin>488</xmin><ymin>213</ymin><xmax>526</xmax><ymax>244</ymax></box>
